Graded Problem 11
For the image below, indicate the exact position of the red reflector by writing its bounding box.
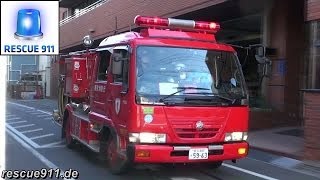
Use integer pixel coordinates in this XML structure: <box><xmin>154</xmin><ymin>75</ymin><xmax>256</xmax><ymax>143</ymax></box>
<box><xmin>136</xmin><ymin>150</ymin><xmax>150</xmax><ymax>157</ymax></box>
<box><xmin>194</xmin><ymin>21</ymin><xmax>220</xmax><ymax>33</ymax></box>
<box><xmin>134</xmin><ymin>15</ymin><xmax>169</xmax><ymax>27</ymax></box>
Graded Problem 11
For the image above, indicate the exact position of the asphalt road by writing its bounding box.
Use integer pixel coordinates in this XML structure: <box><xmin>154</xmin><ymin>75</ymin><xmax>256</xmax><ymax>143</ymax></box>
<box><xmin>4</xmin><ymin>100</ymin><xmax>320</xmax><ymax>180</ymax></box>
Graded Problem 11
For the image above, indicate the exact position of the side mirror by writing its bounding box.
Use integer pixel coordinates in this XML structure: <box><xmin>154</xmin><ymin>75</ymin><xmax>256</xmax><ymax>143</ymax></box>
<box><xmin>255</xmin><ymin>46</ymin><xmax>265</xmax><ymax>57</ymax></box>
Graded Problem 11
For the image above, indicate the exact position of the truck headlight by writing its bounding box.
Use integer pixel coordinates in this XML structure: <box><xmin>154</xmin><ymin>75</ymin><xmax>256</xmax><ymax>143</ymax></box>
<box><xmin>129</xmin><ymin>133</ymin><xmax>166</xmax><ymax>143</ymax></box>
<box><xmin>224</xmin><ymin>132</ymin><xmax>248</xmax><ymax>142</ymax></box>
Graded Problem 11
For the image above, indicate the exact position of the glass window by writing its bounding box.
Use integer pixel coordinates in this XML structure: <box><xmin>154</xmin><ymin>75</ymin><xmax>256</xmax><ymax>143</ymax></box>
<box><xmin>306</xmin><ymin>21</ymin><xmax>320</xmax><ymax>89</ymax></box>
<box><xmin>97</xmin><ymin>51</ymin><xmax>110</xmax><ymax>81</ymax></box>
<box><xmin>112</xmin><ymin>49</ymin><xmax>129</xmax><ymax>83</ymax></box>
<box><xmin>135</xmin><ymin>46</ymin><xmax>248</xmax><ymax>105</ymax></box>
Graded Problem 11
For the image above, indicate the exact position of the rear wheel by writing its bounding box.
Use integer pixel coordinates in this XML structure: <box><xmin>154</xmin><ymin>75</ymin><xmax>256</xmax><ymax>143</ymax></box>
<box><xmin>106</xmin><ymin>136</ymin><xmax>130</xmax><ymax>175</ymax></box>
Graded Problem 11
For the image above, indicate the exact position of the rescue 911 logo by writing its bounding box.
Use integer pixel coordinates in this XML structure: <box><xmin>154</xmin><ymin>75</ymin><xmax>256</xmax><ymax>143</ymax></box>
<box><xmin>0</xmin><ymin>1</ymin><xmax>59</xmax><ymax>55</ymax></box>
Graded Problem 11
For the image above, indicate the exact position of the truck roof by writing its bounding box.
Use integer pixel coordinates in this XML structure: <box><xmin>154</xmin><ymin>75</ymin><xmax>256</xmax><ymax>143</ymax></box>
<box><xmin>96</xmin><ymin>16</ymin><xmax>235</xmax><ymax>52</ymax></box>
<box><xmin>97</xmin><ymin>29</ymin><xmax>234</xmax><ymax>52</ymax></box>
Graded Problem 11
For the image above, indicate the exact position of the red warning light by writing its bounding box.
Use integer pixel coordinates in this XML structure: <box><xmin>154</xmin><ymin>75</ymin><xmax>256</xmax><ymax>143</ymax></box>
<box><xmin>134</xmin><ymin>15</ymin><xmax>220</xmax><ymax>33</ymax></box>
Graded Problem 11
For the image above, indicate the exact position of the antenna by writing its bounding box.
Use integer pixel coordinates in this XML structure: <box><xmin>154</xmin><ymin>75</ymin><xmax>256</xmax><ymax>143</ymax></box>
<box><xmin>129</xmin><ymin>23</ymin><xmax>132</xmax><ymax>32</ymax></box>
<box><xmin>114</xmin><ymin>16</ymin><xmax>118</xmax><ymax>35</ymax></box>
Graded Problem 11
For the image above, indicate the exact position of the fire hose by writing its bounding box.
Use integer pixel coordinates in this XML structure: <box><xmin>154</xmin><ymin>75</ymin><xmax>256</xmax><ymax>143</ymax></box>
<box><xmin>58</xmin><ymin>75</ymin><xmax>68</xmax><ymax>119</ymax></box>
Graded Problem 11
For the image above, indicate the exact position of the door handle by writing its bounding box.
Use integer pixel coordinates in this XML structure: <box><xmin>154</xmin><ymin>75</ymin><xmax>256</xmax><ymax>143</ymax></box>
<box><xmin>107</xmin><ymin>99</ymin><xmax>113</xmax><ymax>103</ymax></box>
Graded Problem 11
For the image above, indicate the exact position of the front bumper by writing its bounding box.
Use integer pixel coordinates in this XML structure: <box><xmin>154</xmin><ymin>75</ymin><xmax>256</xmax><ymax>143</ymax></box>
<box><xmin>127</xmin><ymin>142</ymin><xmax>248</xmax><ymax>163</ymax></box>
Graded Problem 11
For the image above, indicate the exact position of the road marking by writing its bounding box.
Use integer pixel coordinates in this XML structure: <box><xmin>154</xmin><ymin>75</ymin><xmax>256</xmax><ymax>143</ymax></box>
<box><xmin>30</xmin><ymin>112</ymin><xmax>45</xmax><ymax>115</ymax></box>
<box><xmin>6</xmin><ymin>127</ymin><xmax>75</xmax><ymax>180</ymax></box>
<box><xmin>37</xmin><ymin>109</ymin><xmax>51</xmax><ymax>115</ymax></box>
<box><xmin>44</xmin><ymin>117</ymin><xmax>53</xmax><ymax>120</ymax></box>
<box><xmin>7</xmin><ymin>102</ymin><xmax>62</xmax><ymax>128</ymax></box>
<box><xmin>39</xmin><ymin>144</ymin><xmax>66</xmax><ymax>149</ymax></box>
<box><xmin>6</xmin><ymin>117</ymin><xmax>22</xmax><ymax>121</ymax></box>
<box><xmin>21</xmin><ymin>128</ymin><xmax>43</xmax><ymax>134</ymax></box>
<box><xmin>222</xmin><ymin>163</ymin><xmax>279</xmax><ymax>180</ymax></box>
<box><xmin>30</xmin><ymin>133</ymin><xmax>55</xmax><ymax>140</ymax></box>
<box><xmin>40</xmin><ymin>140</ymin><xmax>64</xmax><ymax>148</ymax></box>
<box><xmin>7</xmin><ymin>121</ymin><xmax>27</xmax><ymax>125</ymax></box>
<box><xmin>52</xmin><ymin>120</ymin><xmax>62</xmax><ymax>127</ymax></box>
<box><xmin>6</xmin><ymin>124</ymin><xmax>40</xmax><ymax>148</ymax></box>
<box><xmin>14</xmin><ymin>124</ymin><xmax>35</xmax><ymax>129</ymax></box>
<box><xmin>14</xmin><ymin>100</ymin><xmax>38</xmax><ymax>102</ymax></box>
<box><xmin>37</xmin><ymin>114</ymin><xmax>51</xmax><ymax>118</ymax></box>
<box><xmin>7</xmin><ymin>102</ymin><xmax>35</xmax><ymax>110</ymax></box>
<box><xmin>6</xmin><ymin>115</ymin><xmax>15</xmax><ymax>117</ymax></box>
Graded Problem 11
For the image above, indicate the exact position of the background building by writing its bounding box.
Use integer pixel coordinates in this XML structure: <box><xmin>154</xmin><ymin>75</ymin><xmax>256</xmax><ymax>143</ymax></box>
<box><xmin>7</xmin><ymin>56</ymin><xmax>40</xmax><ymax>84</ymax></box>
<box><xmin>7</xmin><ymin>55</ymin><xmax>51</xmax><ymax>98</ymax></box>
<box><xmin>303</xmin><ymin>0</ymin><xmax>320</xmax><ymax>161</ymax></box>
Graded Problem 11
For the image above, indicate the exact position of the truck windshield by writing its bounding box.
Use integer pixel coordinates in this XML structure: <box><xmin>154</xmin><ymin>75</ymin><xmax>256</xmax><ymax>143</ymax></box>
<box><xmin>136</xmin><ymin>46</ymin><xmax>247</xmax><ymax>105</ymax></box>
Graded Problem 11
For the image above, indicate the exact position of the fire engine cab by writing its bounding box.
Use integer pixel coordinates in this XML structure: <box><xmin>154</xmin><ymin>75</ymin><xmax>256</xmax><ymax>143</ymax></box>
<box><xmin>53</xmin><ymin>15</ymin><xmax>249</xmax><ymax>174</ymax></box>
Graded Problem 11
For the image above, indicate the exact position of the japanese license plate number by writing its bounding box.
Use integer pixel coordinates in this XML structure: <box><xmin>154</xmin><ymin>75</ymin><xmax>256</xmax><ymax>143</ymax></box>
<box><xmin>188</xmin><ymin>148</ymin><xmax>209</xmax><ymax>160</ymax></box>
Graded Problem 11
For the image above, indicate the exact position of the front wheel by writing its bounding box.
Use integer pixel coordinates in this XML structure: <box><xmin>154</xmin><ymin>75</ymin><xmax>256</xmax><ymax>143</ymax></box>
<box><xmin>64</xmin><ymin>116</ymin><xmax>76</xmax><ymax>148</ymax></box>
<box><xmin>207</xmin><ymin>161</ymin><xmax>223</xmax><ymax>169</ymax></box>
<box><xmin>106</xmin><ymin>136</ymin><xmax>131</xmax><ymax>175</ymax></box>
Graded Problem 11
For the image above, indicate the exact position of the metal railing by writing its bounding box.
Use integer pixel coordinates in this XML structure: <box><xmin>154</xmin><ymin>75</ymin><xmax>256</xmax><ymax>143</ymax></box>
<box><xmin>59</xmin><ymin>0</ymin><xmax>109</xmax><ymax>26</ymax></box>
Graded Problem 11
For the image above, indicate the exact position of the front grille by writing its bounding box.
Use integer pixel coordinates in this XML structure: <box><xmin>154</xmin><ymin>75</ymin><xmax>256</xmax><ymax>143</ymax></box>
<box><xmin>170</xmin><ymin>118</ymin><xmax>225</xmax><ymax>139</ymax></box>
<box><xmin>175</xmin><ymin>128</ymin><xmax>219</xmax><ymax>138</ymax></box>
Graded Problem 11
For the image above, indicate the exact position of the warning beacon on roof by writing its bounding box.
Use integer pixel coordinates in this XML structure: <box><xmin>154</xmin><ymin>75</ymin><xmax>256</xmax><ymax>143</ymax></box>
<box><xmin>0</xmin><ymin>1</ymin><xmax>59</xmax><ymax>55</ymax></box>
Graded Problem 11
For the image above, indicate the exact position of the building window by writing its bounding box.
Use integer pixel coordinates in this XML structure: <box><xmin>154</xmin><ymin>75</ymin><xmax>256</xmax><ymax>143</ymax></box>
<box><xmin>72</xmin><ymin>0</ymin><xmax>102</xmax><ymax>14</ymax></box>
<box><xmin>306</xmin><ymin>21</ymin><xmax>320</xmax><ymax>89</ymax></box>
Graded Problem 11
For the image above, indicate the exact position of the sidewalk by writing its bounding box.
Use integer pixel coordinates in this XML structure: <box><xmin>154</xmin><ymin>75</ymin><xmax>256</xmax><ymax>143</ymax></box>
<box><xmin>248</xmin><ymin>126</ymin><xmax>320</xmax><ymax>178</ymax></box>
<box><xmin>248</xmin><ymin>126</ymin><xmax>304</xmax><ymax>159</ymax></box>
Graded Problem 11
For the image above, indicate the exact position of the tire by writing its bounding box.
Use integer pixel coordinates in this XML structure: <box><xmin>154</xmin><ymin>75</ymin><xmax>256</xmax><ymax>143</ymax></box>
<box><xmin>106</xmin><ymin>136</ymin><xmax>131</xmax><ymax>175</ymax></box>
<box><xmin>65</xmin><ymin>115</ymin><xmax>76</xmax><ymax>149</ymax></box>
<box><xmin>207</xmin><ymin>161</ymin><xmax>223</xmax><ymax>169</ymax></box>
<box><xmin>98</xmin><ymin>139</ymin><xmax>108</xmax><ymax>161</ymax></box>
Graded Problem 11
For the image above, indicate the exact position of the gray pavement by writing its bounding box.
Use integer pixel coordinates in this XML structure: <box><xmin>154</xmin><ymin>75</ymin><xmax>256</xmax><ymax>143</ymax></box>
<box><xmin>5</xmin><ymin>133</ymin><xmax>47</xmax><ymax>171</ymax></box>
<box><xmin>4</xmin><ymin>99</ymin><xmax>320</xmax><ymax>180</ymax></box>
<box><xmin>7</xmin><ymin>98</ymin><xmax>58</xmax><ymax>112</ymax></box>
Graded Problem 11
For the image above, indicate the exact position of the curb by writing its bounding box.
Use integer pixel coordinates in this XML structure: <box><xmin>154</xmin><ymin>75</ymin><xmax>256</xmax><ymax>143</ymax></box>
<box><xmin>249</xmin><ymin>145</ymin><xmax>302</xmax><ymax>161</ymax></box>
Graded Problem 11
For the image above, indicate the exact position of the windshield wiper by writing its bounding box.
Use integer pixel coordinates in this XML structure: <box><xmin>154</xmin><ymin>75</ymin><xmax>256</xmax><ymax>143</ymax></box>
<box><xmin>159</xmin><ymin>87</ymin><xmax>210</xmax><ymax>102</ymax></box>
<box><xmin>183</xmin><ymin>92</ymin><xmax>236</xmax><ymax>104</ymax></box>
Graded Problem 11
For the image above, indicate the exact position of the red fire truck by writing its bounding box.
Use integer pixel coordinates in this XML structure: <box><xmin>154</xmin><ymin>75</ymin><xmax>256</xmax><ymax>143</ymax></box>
<box><xmin>53</xmin><ymin>15</ymin><xmax>249</xmax><ymax>174</ymax></box>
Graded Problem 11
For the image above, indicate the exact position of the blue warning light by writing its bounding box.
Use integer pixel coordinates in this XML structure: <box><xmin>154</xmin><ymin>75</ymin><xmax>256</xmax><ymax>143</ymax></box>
<box><xmin>14</xmin><ymin>9</ymin><xmax>43</xmax><ymax>40</ymax></box>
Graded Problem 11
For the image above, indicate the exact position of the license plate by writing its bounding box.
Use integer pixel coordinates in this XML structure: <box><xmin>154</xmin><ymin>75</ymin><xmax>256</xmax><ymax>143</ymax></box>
<box><xmin>188</xmin><ymin>148</ymin><xmax>208</xmax><ymax>160</ymax></box>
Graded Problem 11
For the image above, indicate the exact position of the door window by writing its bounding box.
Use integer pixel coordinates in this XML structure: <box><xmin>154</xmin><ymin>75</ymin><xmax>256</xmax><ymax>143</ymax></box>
<box><xmin>97</xmin><ymin>50</ymin><xmax>111</xmax><ymax>81</ymax></box>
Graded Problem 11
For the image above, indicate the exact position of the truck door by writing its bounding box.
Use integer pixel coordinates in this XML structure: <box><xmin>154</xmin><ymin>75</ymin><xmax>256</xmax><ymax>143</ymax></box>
<box><xmin>90</xmin><ymin>51</ymin><xmax>111</xmax><ymax>117</ymax></box>
<box><xmin>107</xmin><ymin>46</ymin><xmax>130</xmax><ymax>132</ymax></box>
